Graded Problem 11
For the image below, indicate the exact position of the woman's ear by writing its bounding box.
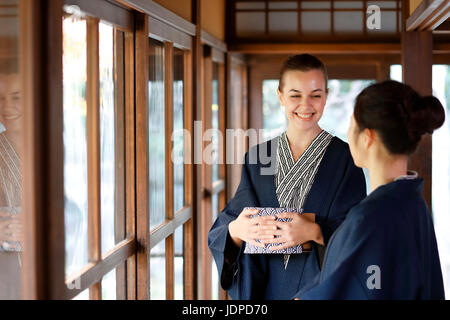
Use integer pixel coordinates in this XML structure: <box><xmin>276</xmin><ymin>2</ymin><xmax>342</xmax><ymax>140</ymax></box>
<box><xmin>363</xmin><ymin>128</ymin><xmax>375</xmax><ymax>150</ymax></box>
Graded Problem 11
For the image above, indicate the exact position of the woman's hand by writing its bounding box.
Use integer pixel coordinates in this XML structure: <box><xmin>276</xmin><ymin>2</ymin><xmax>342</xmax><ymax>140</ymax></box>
<box><xmin>228</xmin><ymin>208</ymin><xmax>278</xmax><ymax>248</ymax></box>
<box><xmin>260</xmin><ymin>212</ymin><xmax>324</xmax><ymax>250</ymax></box>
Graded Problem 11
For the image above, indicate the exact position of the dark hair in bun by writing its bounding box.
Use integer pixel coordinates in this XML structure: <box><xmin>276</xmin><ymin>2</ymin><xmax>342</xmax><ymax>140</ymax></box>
<box><xmin>354</xmin><ymin>80</ymin><xmax>445</xmax><ymax>155</ymax></box>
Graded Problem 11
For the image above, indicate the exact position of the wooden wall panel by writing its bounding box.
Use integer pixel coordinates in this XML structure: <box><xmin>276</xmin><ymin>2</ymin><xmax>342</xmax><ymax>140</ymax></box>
<box><xmin>201</xmin><ymin>0</ymin><xmax>225</xmax><ymax>41</ymax></box>
<box><xmin>153</xmin><ymin>0</ymin><xmax>192</xmax><ymax>22</ymax></box>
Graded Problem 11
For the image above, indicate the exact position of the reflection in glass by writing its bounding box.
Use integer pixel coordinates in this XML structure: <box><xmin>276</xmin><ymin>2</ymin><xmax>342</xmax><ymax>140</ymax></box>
<box><xmin>173</xmin><ymin>49</ymin><xmax>184</xmax><ymax>213</ymax></box>
<box><xmin>0</xmin><ymin>0</ymin><xmax>22</xmax><ymax>299</ymax></box>
<box><xmin>63</xmin><ymin>17</ymin><xmax>89</xmax><ymax>276</ymax></box>
<box><xmin>212</xmin><ymin>63</ymin><xmax>220</xmax><ymax>183</ymax></box>
<box><xmin>99</xmin><ymin>22</ymin><xmax>116</xmax><ymax>254</ymax></box>
<box><xmin>174</xmin><ymin>225</ymin><xmax>184</xmax><ymax>300</ymax></box>
<box><xmin>150</xmin><ymin>240</ymin><xmax>166</xmax><ymax>299</ymax></box>
<box><xmin>149</xmin><ymin>39</ymin><xmax>165</xmax><ymax>231</ymax></box>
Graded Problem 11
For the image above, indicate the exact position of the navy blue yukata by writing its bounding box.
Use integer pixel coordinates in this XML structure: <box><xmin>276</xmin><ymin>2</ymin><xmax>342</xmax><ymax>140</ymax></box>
<box><xmin>208</xmin><ymin>135</ymin><xmax>367</xmax><ymax>299</ymax></box>
<box><xmin>296</xmin><ymin>178</ymin><xmax>445</xmax><ymax>300</ymax></box>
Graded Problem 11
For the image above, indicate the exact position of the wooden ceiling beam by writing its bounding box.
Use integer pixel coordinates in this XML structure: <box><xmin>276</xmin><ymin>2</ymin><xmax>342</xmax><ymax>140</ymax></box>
<box><xmin>406</xmin><ymin>0</ymin><xmax>450</xmax><ymax>31</ymax></box>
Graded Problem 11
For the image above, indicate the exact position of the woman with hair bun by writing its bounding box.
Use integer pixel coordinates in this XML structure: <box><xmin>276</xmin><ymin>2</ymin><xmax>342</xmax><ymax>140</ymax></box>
<box><xmin>294</xmin><ymin>80</ymin><xmax>445</xmax><ymax>300</ymax></box>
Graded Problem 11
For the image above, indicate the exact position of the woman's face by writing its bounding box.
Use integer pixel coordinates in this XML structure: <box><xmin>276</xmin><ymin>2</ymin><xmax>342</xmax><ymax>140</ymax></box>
<box><xmin>277</xmin><ymin>69</ymin><xmax>327</xmax><ymax>133</ymax></box>
<box><xmin>348</xmin><ymin>114</ymin><xmax>366</xmax><ymax>168</ymax></box>
<box><xmin>0</xmin><ymin>73</ymin><xmax>21</xmax><ymax>134</ymax></box>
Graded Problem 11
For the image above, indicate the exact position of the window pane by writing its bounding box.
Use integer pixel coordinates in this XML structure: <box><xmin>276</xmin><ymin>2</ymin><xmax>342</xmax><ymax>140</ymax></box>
<box><xmin>0</xmin><ymin>0</ymin><xmax>22</xmax><ymax>300</ymax></box>
<box><xmin>72</xmin><ymin>288</ymin><xmax>89</xmax><ymax>300</ymax></box>
<box><xmin>212</xmin><ymin>63</ymin><xmax>220</xmax><ymax>183</ymax></box>
<box><xmin>431</xmin><ymin>65</ymin><xmax>450</xmax><ymax>299</ymax></box>
<box><xmin>334</xmin><ymin>12</ymin><xmax>363</xmax><ymax>34</ymax></box>
<box><xmin>63</xmin><ymin>16</ymin><xmax>88</xmax><ymax>276</ymax></box>
<box><xmin>150</xmin><ymin>240</ymin><xmax>166</xmax><ymax>299</ymax></box>
<box><xmin>149</xmin><ymin>38</ymin><xmax>165</xmax><ymax>231</ymax></box>
<box><xmin>101</xmin><ymin>261</ymin><xmax>125</xmax><ymax>300</ymax></box>
<box><xmin>102</xmin><ymin>268</ymin><xmax>117</xmax><ymax>300</ymax></box>
<box><xmin>99</xmin><ymin>22</ymin><xmax>116</xmax><ymax>254</ymax></box>
<box><xmin>390</xmin><ymin>64</ymin><xmax>402</xmax><ymax>82</ymax></box>
<box><xmin>174</xmin><ymin>225</ymin><xmax>184</xmax><ymax>300</ymax></box>
<box><xmin>301</xmin><ymin>12</ymin><xmax>331</xmax><ymax>33</ymax></box>
<box><xmin>236</xmin><ymin>12</ymin><xmax>265</xmax><ymax>37</ymax></box>
<box><xmin>269</xmin><ymin>12</ymin><xmax>298</xmax><ymax>34</ymax></box>
<box><xmin>173</xmin><ymin>49</ymin><xmax>184</xmax><ymax>213</ymax></box>
<box><xmin>367</xmin><ymin>11</ymin><xmax>397</xmax><ymax>34</ymax></box>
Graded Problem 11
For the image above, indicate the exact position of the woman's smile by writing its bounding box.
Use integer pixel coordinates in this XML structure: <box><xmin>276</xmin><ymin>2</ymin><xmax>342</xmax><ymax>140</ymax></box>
<box><xmin>294</xmin><ymin>111</ymin><xmax>315</xmax><ymax>121</ymax></box>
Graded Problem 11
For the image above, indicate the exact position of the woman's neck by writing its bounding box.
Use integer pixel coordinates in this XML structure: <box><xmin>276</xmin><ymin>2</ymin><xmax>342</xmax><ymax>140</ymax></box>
<box><xmin>367</xmin><ymin>153</ymin><xmax>408</xmax><ymax>193</ymax></box>
<box><xmin>285</xmin><ymin>124</ymin><xmax>322</xmax><ymax>161</ymax></box>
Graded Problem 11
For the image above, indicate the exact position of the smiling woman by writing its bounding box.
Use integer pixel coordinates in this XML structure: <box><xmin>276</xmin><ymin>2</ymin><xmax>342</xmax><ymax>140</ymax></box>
<box><xmin>208</xmin><ymin>54</ymin><xmax>367</xmax><ymax>300</ymax></box>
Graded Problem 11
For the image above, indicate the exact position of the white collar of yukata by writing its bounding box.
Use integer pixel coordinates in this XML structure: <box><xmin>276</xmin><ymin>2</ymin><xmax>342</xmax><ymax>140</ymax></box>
<box><xmin>394</xmin><ymin>171</ymin><xmax>419</xmax><ymax>181</ymax></box>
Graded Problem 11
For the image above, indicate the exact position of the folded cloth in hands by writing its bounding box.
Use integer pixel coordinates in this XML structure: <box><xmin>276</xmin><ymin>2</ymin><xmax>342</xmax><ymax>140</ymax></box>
<box><xmin>243</xmin><ymin>207</ymin><xmax>304</xmax><ymax>254</ymax></box>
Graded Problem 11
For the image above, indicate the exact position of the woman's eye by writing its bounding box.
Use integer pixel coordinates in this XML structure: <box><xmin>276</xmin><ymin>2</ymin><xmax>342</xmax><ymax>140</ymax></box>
<box><xmin>312</xmin><ymin>95</ymin><xmax>321</xmax><ymax>99</ymax></box>
<box><xmin>290</xmin><ymin>95</ymin><xmax>301</xmax><ymax>98</ymax></box>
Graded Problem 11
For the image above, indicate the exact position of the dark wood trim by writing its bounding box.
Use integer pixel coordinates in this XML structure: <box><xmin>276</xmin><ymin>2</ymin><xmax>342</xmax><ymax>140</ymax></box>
<box><xmin>401</xmin><ymin>31</ymin><xmax>433</xmax><ymax>211</ymax></box>
<box><xmin>148</xmin><ymin>15</ymin><xmax>192</xmax><ymax>50</ymax></box>
<box><xmin>229</xmin><ymin>43</ymin><xmax>402</xmax><ymax>54</ymax></box>
<box><xmin>406</xmin><ymin>0</ymin><xmax>449</xmax><ymax>31</ymax></box>
<box><xmin>183</xmin><ymin>50</ymin><xmax>194</xmax><ymax>300</ymax></box>
<box><xmin>135</xmin><ymin>12</ymin><xmax>150</xmax><ymax>300</ymax></box>
<box><xmin>149</xmin><ymin>207</ymin><xmax>192</xmax><ymax>249</ymax></box>
<box><xmin>20</xmin><ymin>0</ymin><xmax>65</xmax><ymax>300</ymax></box>
<box><xmin>117</xmin><ymin>0</ymin><xmax>196</xmax><ymax>36</ymax></box>
<box><xmin>64</xmin><ymin>0</ymin><xmax>133</xmax><ymax>31</ymax></box>
<box><xmin>192</xmin><ymin>0</ymin><xmax>202</xmax><ymax>300</ymax></box>
<box><xmin>200</xmin><ymin>29</ymin><xmax>227</xmax><ymax>52</ymax></box>
<box><xmin>201</xmin><ymin>46</ymin><xmax>213</xmax><ymax>299</ymax></box>
<box><xmin>218</xmin><ymin>61</ymin><xmax>227</xmax><ymax>301</ymax></box>
<box><xmin>64</xmin><ymin>238</ymin><xmax>136</xmax><ymax>299</ymax></box>
<box><xmin>164</xmin><ymin>41</ymin><xmax>175</xmax><ymax>300</ymax></box>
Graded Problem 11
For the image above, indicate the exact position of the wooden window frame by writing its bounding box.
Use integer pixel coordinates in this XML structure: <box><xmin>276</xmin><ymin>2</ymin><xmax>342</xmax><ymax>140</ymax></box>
<box><xmin>62</xmin><ymin>5</ymin><xmax>136</xmax><ymax>300</ymax></box>
<box><xmin>228</xmin><ymin>0</ymin><xmax>403</xmax><ymax>43</ymax></box>
<box><xmin>200</xmin><ymin>43</ymin><xmax>227</xmax><ymax>300</ymax></box>
<box><xmin>137</xmin><ymin>14</ymin><xmax>195</xmax><ymax>300</ymax></box>
<box><xmin>21</xmin><ymin>0</ymin><xmax>137</xmax><ymax>299</ymax></box>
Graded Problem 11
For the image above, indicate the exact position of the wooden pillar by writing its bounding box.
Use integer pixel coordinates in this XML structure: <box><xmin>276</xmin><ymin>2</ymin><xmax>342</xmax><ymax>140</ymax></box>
<box><xmin>135</xmin><ymin>12</ymin><xmax>150</xmax><ymax>300</ymax></box>
<box><xmin>401</xmin><ymin>30</ymin><xmax>433</xmax><ymax>209</ymax></box>
<box><xmin>192</xmin><ymin>0</ymin><xmax>202</xmax><ymax>300</ymax></box>
<box><xmin>20</xmin><ymin>0</ymin><xmax>65</xmax><ymax>299</ymax></box>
